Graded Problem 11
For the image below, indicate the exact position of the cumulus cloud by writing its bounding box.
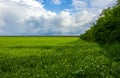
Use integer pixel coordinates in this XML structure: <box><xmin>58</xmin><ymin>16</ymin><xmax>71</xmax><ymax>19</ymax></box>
<box><xmin>0</xmin><ymin>0</ymin><xmax>117</xmax><ymax>35</ymax></box>
<box><xmin>0</xmin><ymin>0</ymin><xmax>50</xmax><ymax>35</ymax></box>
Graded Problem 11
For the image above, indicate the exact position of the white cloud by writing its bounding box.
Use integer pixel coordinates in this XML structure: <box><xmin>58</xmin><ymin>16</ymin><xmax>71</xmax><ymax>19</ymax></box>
<box><xmin>91</xmin><ymin>0</ymin><xmax>116</xmax><ymax>8</ymax></box>
<box><xmin>12</xmin><ymin>0</ymin><xmax>43</xmax><ymax>8</ymax></box>
<box><xmin>72</xmin><ymin>0</ymin><xmax>116</xmax><ymax>10</ymax></box>
<box><xmin>72</xmin><ymin>0</ymin><xmax>87</xmax><ymax>10</ymax></box>
<box><xmin>73</xmin><ymin>11</ymin><xmax>96</xmax><ymax>26</ymax></box>
<box><xmin>52</xmin><ymin>0</ymin><xmax>61</xmax><ymax>5</ymax></box>
<box><xmin>0</xmin><ymin>0</ymin><xmax>117</xmax><ymax>35</ymax></box>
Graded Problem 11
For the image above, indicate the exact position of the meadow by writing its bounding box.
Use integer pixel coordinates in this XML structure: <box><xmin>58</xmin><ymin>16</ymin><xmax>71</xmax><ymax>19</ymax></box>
<box><xmin>0</xmin><ymin>37</ymin><xmax>120</xmax><ymax>78</ymax></box>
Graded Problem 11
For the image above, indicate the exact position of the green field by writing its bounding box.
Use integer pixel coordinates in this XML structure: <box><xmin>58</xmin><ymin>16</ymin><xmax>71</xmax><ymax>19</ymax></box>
<box><xmin>0</xmin><ymin>37</ymin><xmax>120</xmax><ymax>78</ymax></box>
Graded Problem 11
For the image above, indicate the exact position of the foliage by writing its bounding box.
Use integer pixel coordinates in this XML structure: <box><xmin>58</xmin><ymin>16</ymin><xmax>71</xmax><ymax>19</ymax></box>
<box><xmin>80</xmin><ymin>0</ymin><xmax>120</xmax><ymax>44</ymax></box>
<box><xmin>79</xmin><ymin>0</ymin><xmax>120</xmax><ymax>77</ymax></box>
<box><xmin>117</xmin><ymin>0</ymin><xmax>120</xmax><ymax>6</ymax></box>
<box><xmin>0</xmin><ymin>37</ymin><xmax>120</xmax><ymax>78</ymax></box>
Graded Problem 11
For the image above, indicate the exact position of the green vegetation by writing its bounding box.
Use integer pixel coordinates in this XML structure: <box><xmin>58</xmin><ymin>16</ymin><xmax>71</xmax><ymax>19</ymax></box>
<box><xmin>80</xmin><ymin>0</ymin><xmax>120</xmax><ymax>44</ymax></box>
<box><xmin>0</xmin><ymin>37</ymin><xmax>120</xmax><ymax>78</ymax></box>
<box><xmin>79</xmin><ymin>0</ymin><xmax>120</xmax><ymax>77</ymax></box>
<box><xmin>0</xmin><ymin>1</ymin><xmax>120</xmax><ymax>78</ymax></box>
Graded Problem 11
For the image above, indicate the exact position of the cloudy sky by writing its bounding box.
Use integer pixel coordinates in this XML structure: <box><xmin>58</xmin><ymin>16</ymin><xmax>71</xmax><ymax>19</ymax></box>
<box><xmin>0</xmin><ymin>0</ymin><xmax>116</xmax><ymax>35</ymax></box>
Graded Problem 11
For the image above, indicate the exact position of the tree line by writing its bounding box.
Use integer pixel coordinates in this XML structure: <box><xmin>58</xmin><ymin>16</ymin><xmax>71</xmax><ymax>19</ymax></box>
<box><xmin>80</xmin><ymin>0</ymin><xmax>120</xmax><ymax>44</ymax></box>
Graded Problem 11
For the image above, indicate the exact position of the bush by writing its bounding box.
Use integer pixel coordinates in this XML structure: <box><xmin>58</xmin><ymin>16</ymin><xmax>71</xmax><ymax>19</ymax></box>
<box><xmin>80</xmin><ymin>0</ymin><xmax>120</xmax><ymax>44</ymax></box>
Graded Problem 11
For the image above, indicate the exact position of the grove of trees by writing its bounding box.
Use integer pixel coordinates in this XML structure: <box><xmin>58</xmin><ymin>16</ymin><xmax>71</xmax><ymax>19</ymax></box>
<box><xmin>80</xmin><ymin>0</ymin><xmax>120</xmax><ymax>44</ymax></box>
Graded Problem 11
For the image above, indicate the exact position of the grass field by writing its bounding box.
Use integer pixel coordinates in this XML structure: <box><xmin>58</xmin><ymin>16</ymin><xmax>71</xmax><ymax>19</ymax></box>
<box><xmin>0</xmin><ymin>37</ymin><xmax>120</xmax><ymax>78</ymax></box>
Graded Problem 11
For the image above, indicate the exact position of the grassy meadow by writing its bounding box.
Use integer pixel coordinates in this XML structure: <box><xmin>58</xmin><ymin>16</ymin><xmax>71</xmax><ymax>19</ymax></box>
<box><xmin>0</xmin><ymin>37</ymin><xmax>120</xmax><ymax>78</ymax></box>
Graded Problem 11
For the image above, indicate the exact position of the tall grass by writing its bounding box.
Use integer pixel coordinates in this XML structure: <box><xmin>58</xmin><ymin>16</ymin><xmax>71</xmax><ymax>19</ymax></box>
<box><xmin>0</xmin><ymin>37</ymin><xmax>120</xmax><ymax>78</ymax></box>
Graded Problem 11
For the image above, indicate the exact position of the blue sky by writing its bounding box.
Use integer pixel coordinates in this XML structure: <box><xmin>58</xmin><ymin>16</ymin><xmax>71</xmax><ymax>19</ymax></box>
<box><xmin>41</xmin><ymin>0</ymin><xmax>73</xmax><ymax>13</ymax></box>
<box><xmin>0</xmin><ymin>0</ymin><xmax>117</xmax><ymax>35</ymax></box>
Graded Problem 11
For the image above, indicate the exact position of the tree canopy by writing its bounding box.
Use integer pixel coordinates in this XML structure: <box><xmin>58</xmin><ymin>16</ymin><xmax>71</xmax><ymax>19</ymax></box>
<box><xmin>80</xmin><ymin>0</ymin><xmax>120</xmax><ymax>44</ymax></box>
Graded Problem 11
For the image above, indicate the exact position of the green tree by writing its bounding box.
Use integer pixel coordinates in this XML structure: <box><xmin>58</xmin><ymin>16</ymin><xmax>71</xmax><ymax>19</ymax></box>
<box><xmin>80</xmin><ymin>0</ymin><xmax>120</xmax><ymax>44</ymax></box>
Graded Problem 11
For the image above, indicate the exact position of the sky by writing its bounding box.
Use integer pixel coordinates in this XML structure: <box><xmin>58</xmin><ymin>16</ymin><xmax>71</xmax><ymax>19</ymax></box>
<box><xmin>0</xmin><ymin>0</ymin><xmax>117</xmax><ymax>36</ymax></box>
